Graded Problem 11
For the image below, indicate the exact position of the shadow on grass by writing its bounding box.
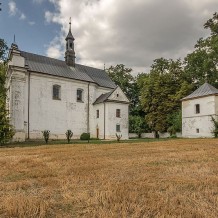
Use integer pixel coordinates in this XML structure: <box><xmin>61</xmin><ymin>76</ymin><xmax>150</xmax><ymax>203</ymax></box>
<box><xmin>0</xmin><ymin>138</ymin><xmax>177</xmax><ymax>148</ymax></box>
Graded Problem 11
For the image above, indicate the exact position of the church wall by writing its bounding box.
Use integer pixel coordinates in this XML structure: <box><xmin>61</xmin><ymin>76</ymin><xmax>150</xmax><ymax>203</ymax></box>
<box><xmin>89</xmin><ymin>85</ymin><xmax>114</xmax><ymax>139</ymax></box>
<box><xmin>10</xmin><ymin>70</ymin><xmax>27</xmax><ymax>141</ymax></box>
<box><xmin>28</xmin><ymin>73</ymin><xmax>90</xmax><ymax>139</ymax></box>
<box><xmin>28</xmin><ymin>73</ymin><xmax>114</xmax><ymax>140</ymax></box>
<box><xmin>105</xmin><ymin>102</ymin><xmax>129</xmax><ymax>140</ymax></box>
<box><xmin>182</xmin><ymin>96</ymin><xmax>216</xmax><ymax>138</ymax></box>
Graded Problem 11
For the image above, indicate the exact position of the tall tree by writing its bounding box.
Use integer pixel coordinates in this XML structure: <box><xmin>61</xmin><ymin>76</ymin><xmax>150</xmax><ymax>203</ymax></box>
<box><xmin>184</xmin><ymin>12</ymin><xmax>218</xmax><ymax>88</ymax></box>
<box><xmin>140</xmin><ymin>58</ymin><xmax>192</xmax><ymax>134</ymax></box>
<box><xmin>0</xmin><ymin>39</ymin><xmax>14</xmax><ymax>145</ymax></box>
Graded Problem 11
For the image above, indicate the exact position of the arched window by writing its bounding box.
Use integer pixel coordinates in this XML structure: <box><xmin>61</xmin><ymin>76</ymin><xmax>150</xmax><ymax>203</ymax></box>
<box><xmin>53</xmin><ymin>85</ymin><xmax>61</xmax><ymax>100</ymax></box>
<box><xmin>77</xmin><ymin>89</ymin><xmax>83</xmax><ymax>102</ymax></box>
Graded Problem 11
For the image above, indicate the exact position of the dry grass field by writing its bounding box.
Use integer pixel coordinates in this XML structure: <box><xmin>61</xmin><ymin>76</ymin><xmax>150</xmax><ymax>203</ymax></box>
<box><xmin>0</xmin><ymin>139</ymin><xmax>217</xmax><ymax>218</ymax></box>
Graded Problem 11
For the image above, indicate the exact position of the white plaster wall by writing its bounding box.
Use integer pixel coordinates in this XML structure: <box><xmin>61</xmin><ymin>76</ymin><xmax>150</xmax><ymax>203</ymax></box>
<box><xmin>29</xmin><ymin>73</ymin><xmax>90</xmax><ymax>139</ymax></box>
<box><xmin>105</xmin><ymin>102</ymin><xmax>129</xmax><ymax>139</ymax></box>
<box><xmin>89</xmin><ymin>85</ymin><xmax>113</xmax><ymax>139</ymax></box>
<box><xmin>92</xmin><ymin>104</ymin><xmax>105</xmax><ymax>139</ymax></box>
<box><xmin>182</xmin><ymin>96</ymin><xmax>216</xmax><ymax>138</ymax></box>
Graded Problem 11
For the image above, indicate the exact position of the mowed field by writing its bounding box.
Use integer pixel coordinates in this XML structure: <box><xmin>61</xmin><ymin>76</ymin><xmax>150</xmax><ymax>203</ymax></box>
<box><xmin>0</xmin><ymin>139</ymin><xmax>217</xmax><ymax>218</ymax></box>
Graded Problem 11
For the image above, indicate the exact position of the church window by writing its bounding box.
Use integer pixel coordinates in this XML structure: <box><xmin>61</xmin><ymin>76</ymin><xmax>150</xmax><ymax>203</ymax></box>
<box><xmin>196</xmin><ymin>128</ymin><xmax>200</xmax><ymax>133</ymax></box>
<box><xmin>195</xmin><ymin>104</ymin><xmax>200</xmax><ymax>114</ymax></box>
<box><xmin>77</xmin><ymin>89</ymin><xmax>83</xmax><ymax>102</ymax></box>
<box><xmin>116</xmin><ymin>124</ymin><xmax>121</xmax><ymax>132</ymax></box>
<box><xmin>116</xmin><ymin>109</ymin><xmax>121</xmax><ymax>118</ymax></box>
<box><xmin>53</xmin><ymin>85</ymin><xmax>61</xmax><ymax>100</ymax></box>
<box><xmin>96</xmin><ymin>110</ymin><xmax>99</xmax><ymax>118</ymax></box>
<box><xmin>70</xmin><ymin>43</ymin><xmax>73</xmax><ymax>48</ymax></box>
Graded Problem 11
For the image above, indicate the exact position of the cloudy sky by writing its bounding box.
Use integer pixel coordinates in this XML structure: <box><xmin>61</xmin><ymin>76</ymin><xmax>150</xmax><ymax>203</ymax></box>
<box><xmin>1</xmin><ymin>0</ymin><xmax>218</xmax><ymax>73</ymax></box>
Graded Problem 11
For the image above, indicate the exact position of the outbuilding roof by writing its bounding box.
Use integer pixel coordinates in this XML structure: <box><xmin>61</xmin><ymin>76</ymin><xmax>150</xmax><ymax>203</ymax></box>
<box><xmin>93</xmin><ymin>90</ymin><xmax>114</xmax><ymax>105</ymax></box>
<box><xmin>20</xmin><ymin>51</ymin><xmax>116</xmax><ymax>89</ymax></box>
<box><xmin>182</xmin><ymin>82</ymin><xmax>218</xmax><ymax>100</ymax></box>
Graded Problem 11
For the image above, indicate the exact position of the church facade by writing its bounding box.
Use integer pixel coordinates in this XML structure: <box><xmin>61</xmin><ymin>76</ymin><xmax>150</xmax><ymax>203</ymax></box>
<box><xmin>6</xmin><ymin>23</ymin><xmax>129</xmax><ymax>141</ymax></box>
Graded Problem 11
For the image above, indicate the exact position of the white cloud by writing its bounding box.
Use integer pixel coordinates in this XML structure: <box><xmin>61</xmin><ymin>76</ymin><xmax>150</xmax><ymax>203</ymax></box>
<box><xmin>28</xmin><ymin>21</ymin><xmax>36</xmax><ymax>26</ymax></box>
<box><xmin>19</xmin><ymin>13</ymin><xmax>26</xmax><ymax>20</ymax></box>
<box><xmin>46</xmin><ymin>37</ymin><xmax>63</xmax><ymax>59</ymax></box>
<box><xmin>8</xmin><ymin>1</ymin><xmax>17</xmax><ymax>16</ymax></box>
<box><xmin>33</xmin><ymin>0</ymin><xmax>44</xmax><ymax>4</ymax></box>
<box><xmin>45</xmin><ymin>0</ymin><xmax>218</xmax><ymax>72</ymax></box>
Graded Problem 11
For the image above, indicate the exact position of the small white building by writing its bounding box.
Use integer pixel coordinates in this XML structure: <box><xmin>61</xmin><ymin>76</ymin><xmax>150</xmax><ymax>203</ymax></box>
<box><xmin>182</xmin><ymin>83</ymin><xmax>218</xmax><ymax>138</ymax></box>
<box><xmin>6</xmin><ymin>22</ymin><xmax>130</xmax><ymax>141</ymax></box>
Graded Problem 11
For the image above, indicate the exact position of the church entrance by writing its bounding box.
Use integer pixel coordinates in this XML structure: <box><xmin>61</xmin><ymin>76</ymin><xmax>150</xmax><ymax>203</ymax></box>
<box><xmin>96</xmin><ymin>128</ymin><xmax>99</xmax><ymax>139</ymax></box>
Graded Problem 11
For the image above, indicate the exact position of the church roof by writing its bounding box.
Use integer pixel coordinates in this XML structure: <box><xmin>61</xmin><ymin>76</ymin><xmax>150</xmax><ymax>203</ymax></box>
<box><xmin>182</xmin><ymin>82</ymin><xmax>218</xmax><ymax>100</ymax></box>
<box><xmin>65</xmin><ymin>30</ymin><xmax>75</xmax><ymax>40</ymax></box>
<box><xmin>20</xmin><ymin>51</ymin><xmax>116</xmax><ymax>89</ymax></box>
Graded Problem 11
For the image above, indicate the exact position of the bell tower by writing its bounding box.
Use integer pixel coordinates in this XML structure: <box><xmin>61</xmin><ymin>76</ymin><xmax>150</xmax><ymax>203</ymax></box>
<box><xmin>65</xmin><ymin>17</ymin><xmax>76</xmax><ymax>67</ymax></box>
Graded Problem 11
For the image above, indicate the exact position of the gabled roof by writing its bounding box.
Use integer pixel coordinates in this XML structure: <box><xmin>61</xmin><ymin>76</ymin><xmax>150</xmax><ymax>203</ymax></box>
<box><xmin>93</xmin><ymin>90</ymin><xmax>114</xmax><ymax>105</ymax></box>
<box><xmin>182</xmin><ymin>82</ymin><xmax>218</xmax><ymax>100</ymax></box>
<box><xmin>20</xmin><ymin>51</ymin><xmax>116</xmax><ymax>89</ymax></box>
<box><xmin>93</xmin><ymin>86</ymin><xmax>130</xmax><ymax>105</ymax></box>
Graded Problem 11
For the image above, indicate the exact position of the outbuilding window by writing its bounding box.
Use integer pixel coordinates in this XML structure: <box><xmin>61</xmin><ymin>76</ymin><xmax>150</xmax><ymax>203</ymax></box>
<box><xmin>116</xmin><ymin>109</ymin><xmax>121</xmax><ymax>118</ymax></box>
<box><xmin>96</xmin><ymin>110</ymin><xmax>99</xmax><ymax>118</ymax></box>
<box><xmin>53</xmin><ymin>85</ymin><xmax>61</xmax><ymax>100</ymax></box>
<box><xmin>77</xmin><ymin>89</ymin><xmax>83</xmax><ymax>102</ymax></box>
<box><xmin>195</xmin><ymin>104</ymin><xmax>200</xmax><ymax>114</ymax></box>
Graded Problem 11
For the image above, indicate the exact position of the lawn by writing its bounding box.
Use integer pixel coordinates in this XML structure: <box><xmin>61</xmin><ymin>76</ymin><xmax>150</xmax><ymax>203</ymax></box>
<box><xmin>0</xmin><ymin>139</ymin><xmax>217</xmax><ymax>217</ymax></box>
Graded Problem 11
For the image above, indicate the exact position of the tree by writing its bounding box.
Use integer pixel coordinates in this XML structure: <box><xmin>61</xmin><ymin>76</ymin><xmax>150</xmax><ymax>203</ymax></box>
<box><xmin>184</xmin><ymin>12</ymin><xmax>218</xmax><ymax>88</ymax></box>
<box><xmin>129</xmin><ymin>115</ymin><xmax>150</xmax><ymax>138</ymax></box>
<box><xmin>167</xmin><ymin>110</ymin><xmax>182</xmax><ymax>136</ymax></box>
<box><xmin>107</xmin><ymin>64</ymin><xmax>138</xmax><ymax>114</ymax></box>
<box><xmin>0</xmin><ymin>39</ymin><xmax>14</xmax><ymax>145</ymax></box>
<box><xmin>139</xmin><ymin>58</ymin><xmax>192</xmax><ymax>135</ymax></box>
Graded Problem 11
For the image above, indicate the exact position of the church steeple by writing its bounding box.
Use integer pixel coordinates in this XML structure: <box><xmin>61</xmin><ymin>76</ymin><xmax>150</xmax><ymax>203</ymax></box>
<box><xmin>65</xmin><ymin>17</ymin><xmax>76</xmax><ymax>67</ymax></box>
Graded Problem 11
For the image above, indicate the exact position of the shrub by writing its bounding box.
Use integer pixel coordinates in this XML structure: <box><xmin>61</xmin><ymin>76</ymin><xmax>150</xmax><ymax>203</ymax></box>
<box><xmin>116</xmin><ymin>133</ymin><xmax>122</xmax><ymax>142</ymax></box>
<box><xmin>65</xmin><ymin>130</ymin><xmax>73</xmax><ymax>143</ymax></box>
<box><xmin>80</xmin><ymin>133</ymin><xmax>90</xmax><ymax>141</ymax></box>
<box><xmin>211</xmin><ymin>116</ymin><xmax>218</xmax><ymax>138</ymax></box>
<box><xmin>42</xmin><ymin>130</ymin><xmax>50</xmax><ymax>143</ymax></box>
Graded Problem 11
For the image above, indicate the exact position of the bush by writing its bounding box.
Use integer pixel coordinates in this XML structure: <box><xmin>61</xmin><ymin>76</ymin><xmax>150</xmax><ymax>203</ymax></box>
<box><xmin>80</xmin><ymin>133</ymin><xmax>90</xmax><ymax>141</ymax></box>
<box><xmin>65</xmin><ymin>130</ymin><xmax>73</xmax><ymax>143</ymax></box>
<box><xmin>116</xmin><ymin>133</ymin><xmax>122</xmax><ymax>142</ymax></box>
<box><xmin>42</xmin><ymin>130</ymin><xmax>50</xmax><ymax>143</ymax></box>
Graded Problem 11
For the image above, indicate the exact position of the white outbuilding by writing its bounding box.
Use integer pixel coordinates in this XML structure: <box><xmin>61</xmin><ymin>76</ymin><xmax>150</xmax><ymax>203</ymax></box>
<box><xmin>182</xmin><ymin>82</ymin><xmax>218</xmax><ymax>138</ymax></box>
<box><xmin>6</xmin><ymin>22</ymin><xmax>130</xmax><ymax>141</ymax></box>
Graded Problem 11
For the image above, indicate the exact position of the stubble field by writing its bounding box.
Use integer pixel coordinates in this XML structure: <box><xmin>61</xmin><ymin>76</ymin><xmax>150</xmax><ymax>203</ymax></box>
<box><xmin>0</xmin><ymin>139</ymin><xmax>217</xmax><ymax>218</ymax></box>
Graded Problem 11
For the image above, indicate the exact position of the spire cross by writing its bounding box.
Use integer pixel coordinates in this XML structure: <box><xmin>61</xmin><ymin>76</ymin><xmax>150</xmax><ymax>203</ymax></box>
<box><xmin>69</xmin><ymin>17</ymin><xmax>71</xmax><ymax>31</ymax></box>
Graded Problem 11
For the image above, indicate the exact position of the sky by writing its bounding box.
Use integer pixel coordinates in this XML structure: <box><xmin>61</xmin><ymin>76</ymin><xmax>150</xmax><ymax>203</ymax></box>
<box><xmin>1</xmin><ymin>0</ymin><xmax>218</xmax><ymax>73</ymax></box>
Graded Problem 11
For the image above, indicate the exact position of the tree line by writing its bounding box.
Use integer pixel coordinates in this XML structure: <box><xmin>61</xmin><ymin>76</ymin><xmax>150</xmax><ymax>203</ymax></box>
<box><xmin>107</xmin><ymin>13</ymin><xmax>218</xmax><ymax>137</ymax></box>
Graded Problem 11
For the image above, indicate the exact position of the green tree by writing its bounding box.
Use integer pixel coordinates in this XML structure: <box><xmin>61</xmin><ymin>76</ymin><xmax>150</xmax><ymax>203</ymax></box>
<box><xmin>140</xmin><ymin>58</ymin><xmax>192</xmax><ymax>135</ymax></box>
<box><xmin>167</xmin><ymin>110</ymin><xmax>182</xmax><ymax>136</ymax></box>
<box><xmin>129</xmin><ymin>115</ymin><xmax>150</xmax><ymax>138</ymax></box>
<box><xmin>184</xmin><ymin>12</ymin><xmax>218</xmax><ymax>88</ymax></box>
<box><xmin>0</xmin><ymin>39</ymin><xmax>14</xmax><ymax>145</ymax></box>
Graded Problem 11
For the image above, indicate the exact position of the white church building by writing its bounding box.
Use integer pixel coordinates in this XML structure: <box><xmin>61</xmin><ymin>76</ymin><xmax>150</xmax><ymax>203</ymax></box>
<box><xmin>6</xmin><ymin>22</ymin><xmax>130</xmax><ymax>141</ymax></box>
<box><xmin>182</xmin><ymin>82</ymin><xmax>218</xmax><ymax>138</ymax></box>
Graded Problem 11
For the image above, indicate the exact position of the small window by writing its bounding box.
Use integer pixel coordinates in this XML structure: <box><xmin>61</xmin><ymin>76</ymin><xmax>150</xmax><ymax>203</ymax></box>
<box><xmin>196</xmin><ymin>129</ymin><xmax>200</xmax><ymax>133</ymax></box>
<box><xmin>116</xmin><ymin>109</ymin><xmax>121</xmax><ymax>118</ymax></box>
<box><xmin>116</xmin><ymin>124</ymin><xmax>121</xmax><ymax>132</ymax></box>
<box><xmin>117</xmin><ymin>93</ymin><xmax>119</xmax><ymax>97</ymax></box>
<box><xmin>77</xmin><ymin>89</ymin><xmax>83</xmax><ymax>102</ymax></box>
<box><xmin>195</xmin><ymin>104</ymin><xmax>200</xmax><ymax>114</ymax></box>
<box><xmin>96</xmin><ymin>110</ymin><xmax>99</xmax><ymax>118</ymax></box>
<box><xmin>70</xmin><ymin>43</ymin><xmax>73</xmax><ymax>48</ymax></box>
<box><xmin>53</xmin><ymin>85</ymin><xmax>61</xmax><ymax>100</ymax></box>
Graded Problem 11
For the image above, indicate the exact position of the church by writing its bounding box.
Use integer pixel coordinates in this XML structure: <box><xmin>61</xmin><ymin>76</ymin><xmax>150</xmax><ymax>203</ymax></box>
<box><xmin>6</xmin><ymin>21</ymin><xmax>130</xmax><ymax>141</ymax></box>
